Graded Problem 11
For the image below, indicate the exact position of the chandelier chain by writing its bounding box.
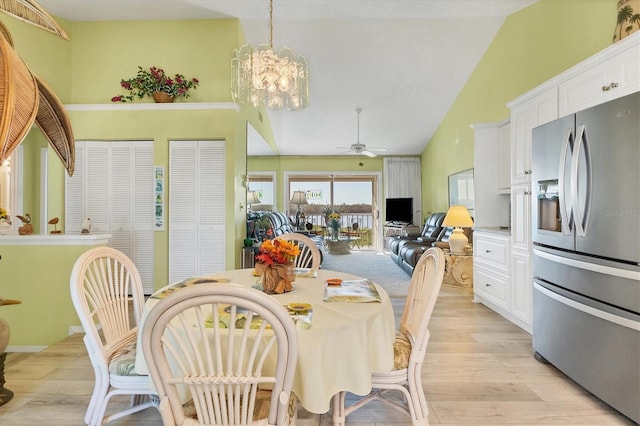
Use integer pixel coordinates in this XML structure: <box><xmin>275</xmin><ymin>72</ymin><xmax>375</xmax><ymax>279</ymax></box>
<box><xmin>269</xmin><ymin>0</ymin><xmax>273</xmax><ymax>48</ymax></box>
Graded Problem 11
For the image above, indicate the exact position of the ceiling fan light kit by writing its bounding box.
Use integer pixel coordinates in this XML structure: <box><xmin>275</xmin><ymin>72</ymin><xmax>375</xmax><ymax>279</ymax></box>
<box><xmin>231</xmin><ymin>0</ymin><xmax>309</xmax><ymax>111</ymax></box>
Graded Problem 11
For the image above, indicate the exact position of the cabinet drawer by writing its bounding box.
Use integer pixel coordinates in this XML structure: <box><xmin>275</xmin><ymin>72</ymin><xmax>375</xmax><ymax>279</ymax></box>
<box><xmin>474</xmin><ymin>236</ymin><xmax>509</xmax><ymax>266</ymax></box>
<box><xmin>474</xmin><ymin>266</ymin><xmax>509</xmax><ymax>309</ymax></box>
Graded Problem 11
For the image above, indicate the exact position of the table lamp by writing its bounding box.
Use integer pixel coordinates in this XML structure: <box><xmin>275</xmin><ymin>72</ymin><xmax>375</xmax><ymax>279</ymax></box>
<box><xmin>290</xmin><ymin>190</ymin><xmax>308</xmax><ymax>229</ymax></box>
<box><xmin>442</xmin><ymin>205</ymin><xmax>474</xmax><ymax>254</ymax></box>
<box><xmin>246</xmin><ymin>190</ymin><xmax>261</xmax><ymax>210</ymax></box>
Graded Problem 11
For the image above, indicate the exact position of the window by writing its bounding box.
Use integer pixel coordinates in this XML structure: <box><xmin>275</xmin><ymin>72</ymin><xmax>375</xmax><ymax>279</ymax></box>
<box><xmin>287</xmin><ymin>173</ymin><xmax>380</xmax><ymax>249</ymax></box>
<box><xmin>247</xmin><ymin>172</ymin><xmax>276</xmax><ymax>211</ymax></box>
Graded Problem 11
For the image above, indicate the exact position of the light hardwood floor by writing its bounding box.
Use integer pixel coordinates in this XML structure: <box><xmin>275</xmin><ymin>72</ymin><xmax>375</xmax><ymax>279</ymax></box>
<box><xmin>1</xmin><ymin>287</ymin><xmax>634</xmax><ymax>425</ymax></box>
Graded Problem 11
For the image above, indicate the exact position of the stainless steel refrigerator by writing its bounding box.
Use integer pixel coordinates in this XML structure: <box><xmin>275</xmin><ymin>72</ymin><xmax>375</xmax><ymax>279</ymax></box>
<box><xmin>531</xmin><ymin>91</ymin><xmax>639</xmax><ymax>423</ymax></box>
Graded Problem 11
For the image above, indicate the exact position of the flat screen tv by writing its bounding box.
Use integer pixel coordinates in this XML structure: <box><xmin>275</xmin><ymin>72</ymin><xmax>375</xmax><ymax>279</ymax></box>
<box><xmin>385</xmin><ymin>197</ymin><xmax>413</xmax><ymax>225</ymax></box>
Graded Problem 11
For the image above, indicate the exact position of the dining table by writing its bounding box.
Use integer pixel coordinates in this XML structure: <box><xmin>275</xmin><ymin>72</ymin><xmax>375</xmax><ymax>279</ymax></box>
<box><xmin>134</xmin><ymin>267</ymin><xmax>396</xmax><ymax>415</ymax></box>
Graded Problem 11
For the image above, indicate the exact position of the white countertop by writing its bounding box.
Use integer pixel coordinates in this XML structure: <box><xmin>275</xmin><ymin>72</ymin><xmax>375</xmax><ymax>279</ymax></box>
<box><xmin>474</xmin><ymin>226</ymin><xmax>511</xmax><ymax>236</ymax></box>
<box><xmin>0</xmin><ymin>233</ymin><xmax>111</xmax><ymax>246</ymax></box>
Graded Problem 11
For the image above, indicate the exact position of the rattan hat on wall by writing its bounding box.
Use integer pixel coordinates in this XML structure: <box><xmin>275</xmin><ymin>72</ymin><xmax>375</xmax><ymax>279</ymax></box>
<box><xmin>0</xmin><ymin>0</ymin><xmax>68</xmax><ymax>40</ymax></box>
<box><xmin>35</xmin><ymin>76</ymin><xmax>75</xmax><ymax>175</ymax></box>
<box><xmin>0</xmin><ymin>0</ymin><xmax>75</xmax><ymax>174</ymax></box>
<box><xmin>0</xmin><ymin>31</ymin><xmax>38</xmax><ymax>165</ymax></box>
<box><xmin>0</xmin><ymin>19</ymin><xmax>13</xmax><ymax>46</ymax></box>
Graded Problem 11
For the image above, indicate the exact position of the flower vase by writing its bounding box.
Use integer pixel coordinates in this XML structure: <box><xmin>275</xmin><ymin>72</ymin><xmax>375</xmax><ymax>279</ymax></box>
<box><xmin>259</xmin><ymin>263</ymin><xmax>295</xmax><ymax>294</ymax></box>
<box><xmin>152</xmin><ymin>92</ymin><xmax>175</xmax><ymax>103</ymax></box>
<box><xmin>329</xmin><ymin>226</ymin><xmax>339</xmax><ymax>241</ymax></box>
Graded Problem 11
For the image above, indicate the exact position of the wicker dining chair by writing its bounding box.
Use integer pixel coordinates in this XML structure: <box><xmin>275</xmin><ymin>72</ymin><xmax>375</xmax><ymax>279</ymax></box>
<box><xmin>332</xmin><ymin>247</ymin><xmax>446</xmax><ymax>426</ymax></box>
<box><xmin>70</xmin><ymin>246</ymin><xmax>158</xmax><ymax>425</ymax></box>
<box><xmin>275</xmin><ymin>232</ymin><xmax>321</xmax><ymax>269</ymax></box>
<box><xmin>141</xmin><ymin>282</ymin><xmax>299</xmax><ymax>425</ymax></box>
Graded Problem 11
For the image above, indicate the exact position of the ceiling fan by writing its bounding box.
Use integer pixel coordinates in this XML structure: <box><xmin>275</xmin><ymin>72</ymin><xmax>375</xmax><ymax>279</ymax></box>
<box><xmin>337</xmin><ymin>108</ymin><xmax>387</xmax><ymax>158</ymax></box>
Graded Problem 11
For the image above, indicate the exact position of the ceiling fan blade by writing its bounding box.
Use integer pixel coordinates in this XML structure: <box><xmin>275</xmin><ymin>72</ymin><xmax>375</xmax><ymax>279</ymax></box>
<box><xmin>362</xmin><ymin>150</ymin><xmax>378</xmax><ymax>158</ymax></box>
<box><xmin>370</xmin><ymin>148</ymin><xmax>387</xmax><ymax>152</ymax></box>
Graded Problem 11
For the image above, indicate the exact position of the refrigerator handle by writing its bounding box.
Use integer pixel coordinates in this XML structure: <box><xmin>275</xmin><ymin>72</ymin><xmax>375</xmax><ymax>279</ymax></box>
<box><xmin>572</xmin><ymin>125</ymin><xmax>592</xmax><ymax>237</ymax></box>
<box><xmin>558</xmin><ymin>128</ymin><xmax>573</xmax><ymax>235</ymax></box>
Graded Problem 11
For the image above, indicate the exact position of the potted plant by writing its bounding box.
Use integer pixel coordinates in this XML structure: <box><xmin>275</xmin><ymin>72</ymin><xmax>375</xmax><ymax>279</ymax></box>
<box><xmin>254</xmin><ymin>239</ymin><xmax>300</xmax><ymax>294</ymax></box>
<box><xmin>111</xmin><ymin>66</ymin><xmax>199</xmax><ymax>103</ymax></box>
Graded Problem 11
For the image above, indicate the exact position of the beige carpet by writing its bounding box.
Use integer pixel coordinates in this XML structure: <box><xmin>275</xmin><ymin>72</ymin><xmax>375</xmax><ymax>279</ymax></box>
<box><xmin>320</xmin><ymin>249</ymin><xmax>410</xmax><ymax>323</ymax></box>
<box><xmin>321</xmin><ymin>249</ymin><xmax>410</xmax><ymax>297</ymax></box>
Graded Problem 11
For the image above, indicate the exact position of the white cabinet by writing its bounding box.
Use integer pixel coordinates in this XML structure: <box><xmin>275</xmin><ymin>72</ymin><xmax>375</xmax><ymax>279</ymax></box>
<box><xmin>497</xmin><ymin>122</ymin><xmax>511</xmax><ymax>191</ymax></box>
<box><xmin>499</xmin><ymin>29</ymin><xmax>639</xmax><ymax>334</ymax></box>
<box><xmin>471</xmin><ymin>119</ymin><xmax>510</xmax><ymax>228</ymax></box>
<box><xmin>510</xmin><ymin>250</ymin><xmax>532</xmax><ymax>331</ymax></box>
<box><xmin>509</xmin><ymin>87</ymin><xmax>558</xmax><ymax>184</ymax></box>
<box><xmin>473</xmin><ymin>231</ymin><xmax>511</xmax><ymax>313</ymax></box>
<box><xmin>383</xmin><ymin>224</ymin><xmax>420</xmax><ymax>249</ymax></box>
<box><xmin>510</xmin><ymin>183</ymin><xmax>531</xmax><ymax>252</ymax></box>
<box><xmin>559</xmin><ymin>36</ymin><xmax>640</xmax><ymax>116</ymax></box>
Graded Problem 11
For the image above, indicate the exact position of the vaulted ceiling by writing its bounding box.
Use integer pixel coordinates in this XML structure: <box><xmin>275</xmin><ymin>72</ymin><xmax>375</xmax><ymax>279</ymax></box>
<box><xmin>37</xmin><ymin>0</ymin><xmax>538</xmax><ymax>156</ymax></box>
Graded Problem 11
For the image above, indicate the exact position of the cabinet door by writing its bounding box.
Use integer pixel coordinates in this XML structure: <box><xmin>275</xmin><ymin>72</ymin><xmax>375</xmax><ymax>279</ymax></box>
<box><xmin>510</xmin><ymin>184</ymin><xmax>531</xmax><ymax>252</ymax></box>
<box><xmin>497</xmin><ymin>122</ymin><xmax>511</xmax><ymax>191</ymax></box>
<box><xmin>511</xmin><ymin>250</ymin><xmax>532</xmax><ymax>330</ymax></box>
<box><xmin>558</xmin><ymin>45</ymin><xmax>640</xmax><ymax>116</ymax></box>
<box><xmin>510</xmin><ymin>88</ymin><xmax>558</xmax><ymax>184</ymax></box>
<box><xmin>169</xmin><ymin>140</ymin><xmax>226</xmax><ymax>284</ymax></box>
<box><xmin>131</xmin><ymin>143</ymin><xmax>155</xmax><ymax>289</ymax></box>
<box><xmin>65</xmin><ymin>141</ymin><xmax>155</xmax><ymax>294</ymax></box>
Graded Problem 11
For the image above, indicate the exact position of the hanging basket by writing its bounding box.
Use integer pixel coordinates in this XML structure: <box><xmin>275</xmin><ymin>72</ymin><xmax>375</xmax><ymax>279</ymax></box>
<box><xmin>152</xmin><ymin>92</ymin><xmax>175</xmax><ymax>103</ymax></box>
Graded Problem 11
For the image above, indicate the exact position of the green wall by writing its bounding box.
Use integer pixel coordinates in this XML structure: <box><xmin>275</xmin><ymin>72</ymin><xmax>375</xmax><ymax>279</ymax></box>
<box><xmin>0</xmin><ymin>241</ymin><xmax>108</xmax><ymax>348</ymax></box>
<box><xmin>1</xmin><ymin>17</ymin><xmax>262</xmax><ymax>301</ymax></box>
<box><xmin>421</xmin><ymin>0</ymin><xmax>617</xmax><ymax>214</ymax></box>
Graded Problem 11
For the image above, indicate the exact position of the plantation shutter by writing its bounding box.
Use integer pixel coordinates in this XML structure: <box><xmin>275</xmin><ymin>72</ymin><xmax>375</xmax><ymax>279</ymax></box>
<box><xmin>65</xmin><ymin>140</ymin><xmax>155</xmax><ymax>294</ymax></box>
<box><xmin>169</xmin><ymin>140</ymin><xmax>225</xmax><ymax>283</ymax></box>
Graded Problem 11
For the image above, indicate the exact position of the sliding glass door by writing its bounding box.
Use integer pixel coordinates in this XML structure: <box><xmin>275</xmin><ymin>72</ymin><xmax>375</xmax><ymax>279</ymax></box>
<box><xmin>287</xmin><ymin>173</ymin><xmax>379</xmax><ymax>250</ymax></box>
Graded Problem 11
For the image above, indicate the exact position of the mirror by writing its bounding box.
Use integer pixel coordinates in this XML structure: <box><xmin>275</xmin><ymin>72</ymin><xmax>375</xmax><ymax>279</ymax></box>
<box><xmin>247</xmin><ymin>122</ymin><xmax>276</xmax><ymax>157</ymax></box>
<box><xmin>0</xmin><ymin>147</ymin><xmax>22</xmax><ymax>235</ymax></box>
<box><xmin>247</xmin><ymin>122</ymin><xmax>277</xmax><ymax>212</ymax></box>
<box><xmin>448</xmin><ymin>168</ymin><xmax>474</xmax><ymax>216</ymax></box>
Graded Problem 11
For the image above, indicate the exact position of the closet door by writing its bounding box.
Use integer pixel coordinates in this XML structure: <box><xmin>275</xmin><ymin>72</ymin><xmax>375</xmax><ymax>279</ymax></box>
<box><xmin>65</xmin><ymin>141</ymin><xmax>154</xmax><ymax>293</ymax></box>
<box><xmin>131</xmin><ymin>143</ymin><xmax>155</xmax><ymax>288</ymax></box>
<box><xmin>169</xmin><ymin>140</ymin><xmax>225</xmax><ymax>283</ymax></box>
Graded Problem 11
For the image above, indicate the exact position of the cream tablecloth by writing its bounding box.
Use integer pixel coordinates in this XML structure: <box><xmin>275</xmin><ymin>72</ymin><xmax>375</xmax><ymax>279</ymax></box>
<box><xmin>134</xmin><ymin>268</ymin><xmax>395</xmax><ymax>414</ymax></box>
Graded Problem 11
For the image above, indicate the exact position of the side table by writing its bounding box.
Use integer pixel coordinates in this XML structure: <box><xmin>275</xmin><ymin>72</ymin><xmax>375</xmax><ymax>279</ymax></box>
<box><xmin>325</xmin><ymin>238</ymin><xmax>351</xmax><ymax>255</ymax></box>
<box><xmin>241</xmin><ymin>244</ymin><xmax>258</xmax><ymax>269</ymax></box>
<box><xmin>0</xmin><ymin>297</ymin><xmax>21</xmax><ymax>406</ymax></box>
<box><xmin>442</xmin><ymin>249</ymin><xmax>473</xmax><ymax>293</ymax></box>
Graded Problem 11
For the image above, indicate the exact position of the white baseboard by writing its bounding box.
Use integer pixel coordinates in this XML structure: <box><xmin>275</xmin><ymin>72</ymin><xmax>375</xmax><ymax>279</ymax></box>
<box><xmin>5</xmin><ymin>345</ymin><xmax>46</xmax><ymax>353</ymax></box>
<box><xmin>4</xmin><ymin>327</ymin><xmax>85</xmax><ymax>353</ymax></box>
<box><xmin>69</xmin><ymin>326</ymin><xmax>85</xmax><ymax>334</ymax></box>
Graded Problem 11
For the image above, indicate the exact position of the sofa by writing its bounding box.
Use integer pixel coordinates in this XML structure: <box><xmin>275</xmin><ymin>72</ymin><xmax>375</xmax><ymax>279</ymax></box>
<box><xmin>388</xmin><ymin>212</ymin><xmax>446</xmax><ymax>257</ymax></box>
<box><xmin>254</xmin><ymin>211</ymin><xmax>327</xmax><ymax>265</ymax></box>
<box><xmin>389</xmin><ymin>212</ymin><xmax>472</xmax><ymax>275</ymax></box>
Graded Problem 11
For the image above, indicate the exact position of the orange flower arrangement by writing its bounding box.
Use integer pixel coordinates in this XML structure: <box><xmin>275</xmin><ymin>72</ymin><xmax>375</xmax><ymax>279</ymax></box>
<box><xmin>256</xmin><ymin>238</ymin><xmax>300</xmax><ymax>265</ymax></box>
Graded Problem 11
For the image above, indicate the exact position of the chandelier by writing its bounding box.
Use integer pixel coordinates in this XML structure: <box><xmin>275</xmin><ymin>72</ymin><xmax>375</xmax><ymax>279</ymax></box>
<box><xmin>231</xmin><ymin>0</ymin><xmax>309</xmax><ymax>111</ymax></box>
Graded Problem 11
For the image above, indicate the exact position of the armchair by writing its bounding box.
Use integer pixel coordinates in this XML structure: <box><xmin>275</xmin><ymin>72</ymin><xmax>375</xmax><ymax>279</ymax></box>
<box><xmin>389</xmin><ymin>212</ymin><xmax>445</xmax><ymax>263</ymax></box>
